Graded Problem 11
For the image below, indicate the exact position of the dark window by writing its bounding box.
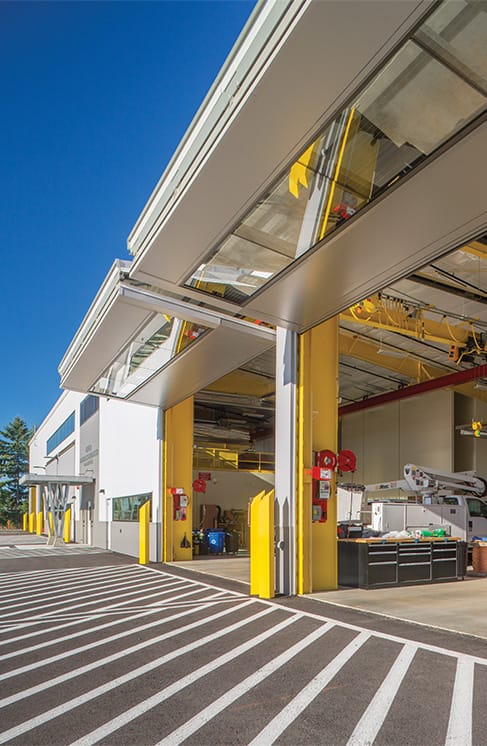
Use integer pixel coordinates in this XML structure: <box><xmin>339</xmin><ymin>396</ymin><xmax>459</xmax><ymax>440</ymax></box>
<box><xmin>80</xmin><ymin>395</ymin><xmax>99</xmax><ymax>426</ymax></box>
<box><xmin>46</xmin><ymin>412</ymin><xmax>75</xmax><ymax>454</ymax></box>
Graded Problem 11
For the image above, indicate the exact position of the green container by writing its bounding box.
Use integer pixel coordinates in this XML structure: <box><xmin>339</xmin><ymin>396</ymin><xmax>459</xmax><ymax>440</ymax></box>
<box><xmin>420</xmin><ymin>528</ymin><xmax>446</xmax><ymax>538</ymax></box>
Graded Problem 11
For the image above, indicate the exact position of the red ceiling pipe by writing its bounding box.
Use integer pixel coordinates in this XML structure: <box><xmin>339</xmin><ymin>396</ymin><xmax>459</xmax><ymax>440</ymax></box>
<box><xmin>339</xmin><ymin>364</ymin><xmax>487</xmax><ymax>417</ymax></box>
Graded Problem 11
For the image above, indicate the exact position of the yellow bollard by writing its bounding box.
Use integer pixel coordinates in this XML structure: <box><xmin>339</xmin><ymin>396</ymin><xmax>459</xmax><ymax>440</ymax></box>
<box><xmin>63</xmin><ymin>507</ymin><xmax>71</xmax><ymax>543</ymax></box>
<box><xmin>250</xmin><ymin>489</ymin><xmax>275</xmax><ymax>599</ymax></box>
<box><xmin>22</xmin><ymin>513</ymin><xmax>27</xmax><ymax>531</ymax></box>
<box><xmin>47</xmin><ymin>512</ymin><xmax>55</xmax><ymax>538</ymax></box>
<box><xmin>36</xmin><ymin>512</ymin><xmax>43</xmax><ymax>535</ymax></box>
<box><xmin>28</xmin><ymin>512</ymin><xmax>35</xmax><ymax>533</ymax></box>
<box><xmin>139</xmin><ymin>500</ymin><xmax>150</xmax><ymax>564</ymax></box>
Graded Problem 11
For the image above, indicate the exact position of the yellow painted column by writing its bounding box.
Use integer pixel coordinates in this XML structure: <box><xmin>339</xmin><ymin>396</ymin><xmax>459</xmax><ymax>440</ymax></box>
<box><xmin>163</xmin><ymin>397</ymin><xmax>194</xmax><ymax>562</ymax></box>
<box><xmin>36</xmin><ymin>512</ymin><xmax>43</xmax><ymax>535</ymax></box>
<box><xmin>139</xmin><ymin>501</ymin><xmax>150</xmax><ymax>564</ymax></box>
<box><xmin>297</xmin><ymin>317</ymin><xmax>339</xmax><ymax>592</ymax></box>
<box><xmin>63</xmin><ymin>508</ymin><xmax>71</xmax><ymax>543</ymax></box>
<box><xmin>28</xmin><ymin>512</ymin><xmax>35</xmax><ymax>533</ymax></box>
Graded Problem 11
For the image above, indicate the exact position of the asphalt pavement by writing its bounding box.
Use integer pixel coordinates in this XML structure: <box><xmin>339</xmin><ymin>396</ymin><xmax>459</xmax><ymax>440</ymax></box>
<box><xmin>0</xmin><ymin>538</ymin><xmax>486</xmax><ymax>745</ymax></box>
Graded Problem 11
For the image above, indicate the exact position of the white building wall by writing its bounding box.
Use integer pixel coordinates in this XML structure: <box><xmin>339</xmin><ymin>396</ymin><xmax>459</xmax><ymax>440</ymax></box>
<box><xmin>29</xmin><ymin>390</ymin><xmax>85</xmax><ymax>517</ymax></box>
<box><xmin>98</xmin><ymin>398</ymin><xmax>161</xmax><ymax>523</ymax></box>
<box><xmin>29</xmin><ymin>390</ymin><xmax>84</xmax><ymax>476</ymax></box>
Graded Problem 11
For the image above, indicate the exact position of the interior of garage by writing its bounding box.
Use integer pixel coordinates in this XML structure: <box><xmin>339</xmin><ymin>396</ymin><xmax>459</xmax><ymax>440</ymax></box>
<box><xmin>188</xmin><ymin>234</ymin><xmax>487</xmax><ymax>565</ymax></box>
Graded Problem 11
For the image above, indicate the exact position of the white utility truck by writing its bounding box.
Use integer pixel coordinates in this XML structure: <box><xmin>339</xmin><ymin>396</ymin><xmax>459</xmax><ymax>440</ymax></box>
<box><xmin>366</xmin><ymin>464</ymin><xmax>487</xmax><ymax>543</ymax></box>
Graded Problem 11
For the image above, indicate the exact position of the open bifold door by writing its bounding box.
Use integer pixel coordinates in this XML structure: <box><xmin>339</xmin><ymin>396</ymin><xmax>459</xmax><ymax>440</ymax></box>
<box><xmin>59</xmin><ymin>275</ymin><xmax>275</xmax><ymax>409</ymax></box>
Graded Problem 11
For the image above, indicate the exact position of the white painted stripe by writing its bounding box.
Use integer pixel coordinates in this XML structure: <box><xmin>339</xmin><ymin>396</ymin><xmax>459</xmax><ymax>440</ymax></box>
<box><xmin>248</xmin><ymin>631</ymin><xmax>371</xmax><ymax>746</ymax></box>
<box><xmin>0</xmin><ymin>566</ymin><xmax>149</xmax><ymax>600</ymax></box>
<box><xmin>140</xmin><ymin>564</ymin><xmax>245</xmax><ymax>597</ymax></box>
<box><xmin>0</xmin><ymin>564</ymin><xmax>140</xmax><ymax>586</ymax></box>
<box><xmin>24</xmin><ymin>585</ymin><xmax>205</xmax><ymax>626</ymax></box>
<box><xmin>159</xmin><ymin>621</ymin><xmax>335</xmax><ymax>746</ymax></box>
<box><xmin>259</xmin><ymin>599</ymin><xmax>487</xmax><ymax>668</ymax></box>
<box><xmin>0</xmin><ymin>574</ymin><xmax>177</xmax><ymax>616</ymax></box>
<box><xmin>0</xmin><ymin>571</ymin><xmax>150</xmax><ymax>608</ymax></box>
<box><xmin>445</xmin><ymin>657</ymin><xmax>475</xmax><ymax>746</ymax></box>
<box><xmin>0</xmin><ymin>599</ymin><xmax>260</xmax><ymax>711</ymax></box>
<box><xmin>0</xmin><ymin>576</ymin><xmax>184</xmax><ymax>621</ymax></box>
<box><xmin>0</xmin><ymin>602</ymin><xmax>275</xmax><ymax>744</ymax></box>
<box><xmin>347</xmin><ymin>644</ymin><xmax>417</xmax><ymax>746</ymax></box>
<box><xmin>0</xmin><ymin>591</ymin><xmax>229</xmax><ymax>662</ymax></box>
<box><xmin>0</xmin><ymin>583</ymin><xmax>212</xmax><ymax>642</ymax></box>
<box><xmin>0</xmin><ymin>593</ymin><xmax>236</xmax><ymax>675</ymax></box>
<box><xmin>70</xmin><ymin>613</ymin><xmax>301</xmax><ymax>746</ymax></box>
<box><xmin>0</xmin><ymin>567</ymin><xmax>159</xmax><ymax>605</ymax></box>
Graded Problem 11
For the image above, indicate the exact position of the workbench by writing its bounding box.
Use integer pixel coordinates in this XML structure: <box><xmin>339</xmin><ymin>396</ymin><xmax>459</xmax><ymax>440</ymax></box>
<box><xmin>338</xmin><ymin>538</ymin><xmax>466</xmax><ymax>589</ymax></box>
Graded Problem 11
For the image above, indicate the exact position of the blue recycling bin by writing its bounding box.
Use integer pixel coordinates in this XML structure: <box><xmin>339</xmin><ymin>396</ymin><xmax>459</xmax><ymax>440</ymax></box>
<box><xmin>207</xmin><ymin>529</ymin><xmax>225</xmax><ymax>554</ymax></box>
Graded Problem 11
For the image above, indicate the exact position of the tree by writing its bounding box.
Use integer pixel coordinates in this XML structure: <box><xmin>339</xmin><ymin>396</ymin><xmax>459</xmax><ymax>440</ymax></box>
<box><xmin>0</xmin><ymin>417</ymin><xmax>32</xmax><ymax>525</ymax></box>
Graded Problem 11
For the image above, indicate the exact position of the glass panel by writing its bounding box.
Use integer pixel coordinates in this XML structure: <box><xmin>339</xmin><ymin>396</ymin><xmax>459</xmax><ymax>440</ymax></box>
<box><xmin>91</xmin><ymin>314</ymin><xmax>209</xmax><ymax>398</ymax></box>
<box><xmin>355</xmin><ymin>40</ymin><xmax>485</xmax><ymax>155</ymax></box>
<box><xmin>187</xmin><ymin>232</ymin><xmax>292</xmax><ymax>303</ymax></box>
<box><xmin>184</xmin><ymin>3</ymin><xmax>486</xmax><ymax>304</ymax></box>
<box><xmin>112</xmin><ymin>494</ymin><xmax>152</xmax><ymax>522</ymax></box>
<box><xmin>423</xmin><ymin>0</ymin><xmax>487</xmax><ymax>83</ymax></box>
<box><xmin>47</xmin><ymin>412</ymin><xmax>75</xmax><ymax>454</ymax></box>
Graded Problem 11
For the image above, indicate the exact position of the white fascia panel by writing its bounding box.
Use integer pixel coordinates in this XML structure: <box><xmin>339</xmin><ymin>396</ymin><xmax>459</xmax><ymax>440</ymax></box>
<box><xmin>129</xmin><ymin>0</ymin><xmax>430</xmax><ymax>287</ymax></box>
<box><xmin>59</xmin><ymin>299</ymin><xmax>153</xmax><ymax>394</ymax></box>
<box><xmin>246</xmin><ymin>119</ymin><xmax>487</xmax><ymax>331</ymax></box>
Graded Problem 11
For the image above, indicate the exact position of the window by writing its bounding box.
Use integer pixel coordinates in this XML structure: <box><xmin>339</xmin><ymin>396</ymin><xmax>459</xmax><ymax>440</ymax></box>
<box><xmin>80</xmin><ymin>395</ymin><xmax>99</xmax><ymax>426</ymax></box>
<box><xmin>466</xmin><ymin>498</ymin><xmax>487</xmax><ymax>519</ymax></box>
<box><xmin>112</xmin><ymin>493</ymin><xmax>152</xmax><ymax>522</ymax></box>
<box><xmin>46</xmin><ymin>412</ymin><xmax>75</xmax><ymax>454</ymax></box>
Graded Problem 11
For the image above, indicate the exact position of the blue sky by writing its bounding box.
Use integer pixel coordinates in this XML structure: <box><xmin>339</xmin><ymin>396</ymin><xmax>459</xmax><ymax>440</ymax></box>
<box><xmin>0</xmin><ymin>0</ymin><xmax>256</xmax><ymax>429</ymax></box>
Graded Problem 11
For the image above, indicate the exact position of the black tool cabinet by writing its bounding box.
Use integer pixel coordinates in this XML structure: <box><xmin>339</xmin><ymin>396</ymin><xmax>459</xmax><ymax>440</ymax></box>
<box><xmin>338</xmin><ymin>539</ymin><xmax>466</xmax><ymax>589</ymax></box>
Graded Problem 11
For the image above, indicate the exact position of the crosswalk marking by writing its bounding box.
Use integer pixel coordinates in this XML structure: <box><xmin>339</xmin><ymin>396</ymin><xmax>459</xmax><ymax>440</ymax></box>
<box><xmin>446</xmin><ymin>657</ymin><xmax>475</xmax><ymax>746</ymax></box>
<box><xmin>70</xmin><ymin>613</ymin><xmax>302</xmax><ymax>746</ymax></box>
<box><xmin>248</xmin><ymin>631</ymin><xmax>371</xmax><ymax>746</ymax></box>
<box><xmin>0</xmin><ymin>603</ymin><xmax>276</xmax><ymax>744</ymax></box>
<box><xmin>157</xmin><ymin>621</ymin><xmax>336</xmax><ymax>746</ymax></box>
<box><xmin>0</xmin><ymin>595</ymin><xmax>242</xmax><ymax>681</ymax></box>
<box><xmin>0</xmin><ymin>561</ymin><xmax>485</xmax><ymax>746</ymax></box>
<box><xmin>347</xmin><ymin>644</ymin><xmax>418</xmax><ymax>746</ymax></box>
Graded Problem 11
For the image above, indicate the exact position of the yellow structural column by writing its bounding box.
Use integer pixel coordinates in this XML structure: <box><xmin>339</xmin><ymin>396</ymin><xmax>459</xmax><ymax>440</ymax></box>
<box><xmin>36</xmin><ymin>511</ymin><xmax>43</xmax><ymax>536</ymax></box>
<box><xmin>297</xmin><ymin>317</ymin><xmax>339</xmax><ymax>592</ymax></box>
<box><xmin>63</xmin><ymin>507</ymin><xmax>71</xmax><ymax>543</ymax></box>
<box><xmin>163</xmin><ymin>396</ymin><xmax>194</xmax><ymax>562</ymax></box>
<box><xmin>139</xmin><ymin>501</ymin><xmax>150</xmax><ymax>564</ymax></box>
<box><xmin>250</xmin><ymin>490</ymin><xmax>275</xmax><ymax>599</ymax></box>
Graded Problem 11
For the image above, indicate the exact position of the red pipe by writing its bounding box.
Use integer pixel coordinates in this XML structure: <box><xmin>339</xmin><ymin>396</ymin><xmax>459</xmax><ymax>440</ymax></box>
<box><xmin>339</xmin><ymin>364</ymin><xmax>487</xmax><ymax>417</ymax></box>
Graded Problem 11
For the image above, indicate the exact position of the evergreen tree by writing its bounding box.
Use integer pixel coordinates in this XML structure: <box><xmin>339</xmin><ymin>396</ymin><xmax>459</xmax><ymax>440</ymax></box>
<box><xmin>0</xmin><ymin>417</ymin><xmax>32</xmax><ymax>524</ymax></box>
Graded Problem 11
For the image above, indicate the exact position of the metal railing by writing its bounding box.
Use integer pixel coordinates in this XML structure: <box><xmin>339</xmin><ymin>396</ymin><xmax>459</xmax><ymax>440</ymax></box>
<box><xmin>193</xmin><ymin>446</ymin><xmax>274</xmax><ymax>473</ymax></box>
